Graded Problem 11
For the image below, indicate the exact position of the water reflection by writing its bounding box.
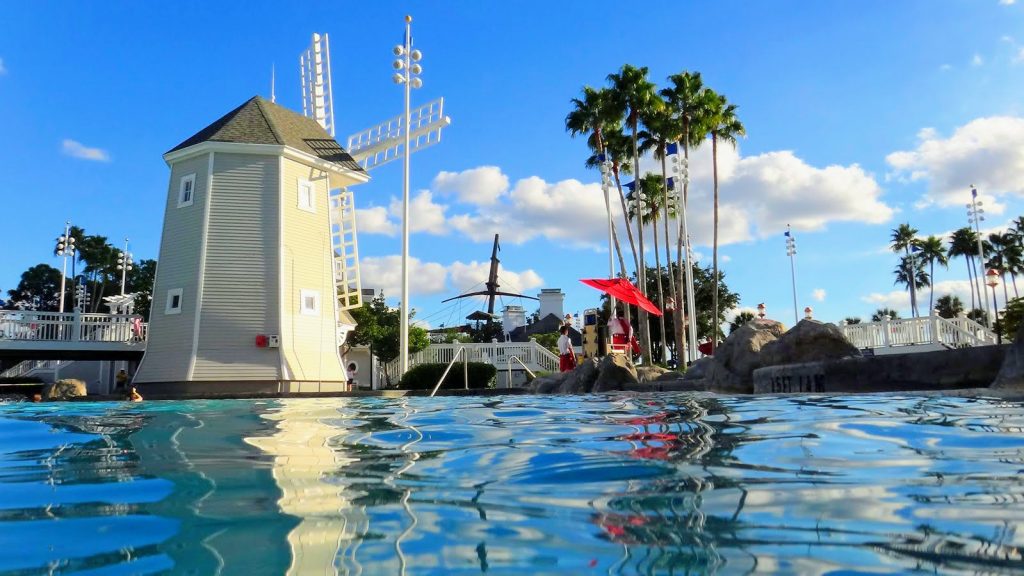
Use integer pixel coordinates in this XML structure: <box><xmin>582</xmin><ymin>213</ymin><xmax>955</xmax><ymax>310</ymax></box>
<box><xmin>2</xmin><ymin>394</ymin><xmax>1024</xmax><ymax>574</ymax></box>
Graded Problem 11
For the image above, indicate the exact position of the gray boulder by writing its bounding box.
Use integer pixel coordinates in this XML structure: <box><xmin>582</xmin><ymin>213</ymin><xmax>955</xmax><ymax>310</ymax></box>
<box><xmin>683</xmin><ymin>356</ymin><xmax>713</xmax><ymax>380</ymax></box>
<box><xmin>637</xmin><ymin>365</ymin><xmax>672</xmax><ymax>383</ymax></box>
<box><xmin>44</xmin><ymin>379</ymin><xmax>87</xmax><ymax>400</ymax></box>
<box><xmin>707</xmin><ymin>318</ymin><xmax>785</xmax><ymax>393</ymax></box>
<box><xmin>993</xmin><ymin>323</ymin><xmax>1024</xmax><ymax>389</ymax></box>
<box><xmin>557</xmin><ymin>357</ymin><xmax>600</xmax><ymax>393</ymax></box>
<box><xmin>593</xmin><ymin>354</ymin><xmax>639</xmax><ymax>392</ymax></box>
<box><xmin>760</xmin><ymin>319</ymin><xmax>861</xmax><ymax>367</ymax></box>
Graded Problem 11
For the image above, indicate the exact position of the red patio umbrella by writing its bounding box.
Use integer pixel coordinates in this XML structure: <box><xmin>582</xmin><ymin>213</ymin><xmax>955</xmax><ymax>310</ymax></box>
<box><xmin>579</xmin><ymin>278</ymin><xmax>663</xmax><ymax>316</ymax></box>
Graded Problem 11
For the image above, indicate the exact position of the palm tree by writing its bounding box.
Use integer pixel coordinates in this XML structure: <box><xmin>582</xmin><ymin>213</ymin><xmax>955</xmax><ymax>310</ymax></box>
<box><xmin>567</xmin><ymin>86</ymin><xmax>636</xmax><ymax>300</ymax></box>
<box><xmin>894</xmin><ymin>255</ymin><xmax>930</xmax><ymax>314</ymax></box>
<box><xmin>638</xmin><ymin>105</ymin><xmax>679</xmax><ymax>359</ymax></box>
<box><xmin>917</xmin><ymin>235</ymin><xmax>948</xmax><ymax>312</ymax></box>
<box><xmin>872</xmin><ymin>308</ymin><xmax>900</xmax><ymax>322</ymax></box>
<box><xmin>704</xmin><ymin>92</ymin><xmax>745</xmax><ymax>352</ymax></box>
<box><xmin>844</xmin><ymin>317</ymin><xmax>862</xmax><ymax>325</ymax></box>
<box><xmin>987</xmin><ymin>232</ymin><xmax>1016</xmax><ymax>306</ymax></box>
<box><xmin>630</xmin><ymin>173</ymin><xmax>672</xmax><ymax>360</ymax></box>
<box><xmin>948</xmin><ymin>227</ymin><xmax>980</xmax><ymax>311</ymax></box>
<box><xmin>890</xmin><ymin>223</ymin><xmax>920</xmax><ymax>317</ymax></box>
<box><xmin>728</xmin><ymin>311</ymin><xmax>755</xmax><ymax>334</ymax></box>
<box><xmin>935</xmin><ymin>294</ymin><xmax>964</xmax><ymax>319</ymax></box>
<box><xmin>661</xmin><ymin>71</ymin><xmax>713</xmax><ymax>361</ymax></box>
<box><xmin>607</xmin><ymin>64</ymin><xmax>661</xmax><ymax>364</ymax></box>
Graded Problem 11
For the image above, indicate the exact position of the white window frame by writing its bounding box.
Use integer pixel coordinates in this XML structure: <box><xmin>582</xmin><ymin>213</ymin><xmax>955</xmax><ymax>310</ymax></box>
<box><xmin>299</xmin><ymin>289</ymin><xmax>321</xmax><ymax>316</ymax></box>
<box><xmin>165</xmin><ymin>288</ymin><xmax>183</xmax><ymax>315</ymax></box>
<box><xmin>297</xmin><ymin>179</ymin><xmax>315</xmax><ymax>213</ymax></box>
<box><xmin>178</xmin><ymin>173</ymin><xmax>196</xmax><ymax>208</ymax></box>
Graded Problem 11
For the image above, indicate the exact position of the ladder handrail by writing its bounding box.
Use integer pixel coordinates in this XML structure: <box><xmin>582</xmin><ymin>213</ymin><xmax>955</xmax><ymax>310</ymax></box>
<box><xmin>429</xmin><ymin>345</ymin><xmax>468</xmax><ymax>397</ymax></box>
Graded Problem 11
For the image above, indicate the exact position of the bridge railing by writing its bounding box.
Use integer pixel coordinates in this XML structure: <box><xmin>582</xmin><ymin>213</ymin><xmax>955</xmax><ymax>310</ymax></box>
<box><xmin>0</xmin><ymin>311</ymin><xmax>147</xmax><ymax>343</ymax></box>
<box><xmin>381</xmin><ymin>340</ymin><xmax>560</xmax><ymax>385</ymax></box>
<box><xmin>839</xmin><ymin>312</ymin><xmax>997</xmax><ymax>350</ymax></box>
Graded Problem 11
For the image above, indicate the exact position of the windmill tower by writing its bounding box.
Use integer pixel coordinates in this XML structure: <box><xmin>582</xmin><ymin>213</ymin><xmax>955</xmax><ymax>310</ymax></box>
<box><xmin>133</xmin><ymin>96</ymin><xmax>369</xmax><ymax>394</ymax></box>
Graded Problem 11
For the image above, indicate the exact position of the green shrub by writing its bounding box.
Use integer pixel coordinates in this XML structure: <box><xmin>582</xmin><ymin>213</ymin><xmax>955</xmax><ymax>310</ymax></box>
<box><xmin>398</xmin><ymin>362</ymin><xmax>497</xmax><ymax>390</ymax></box>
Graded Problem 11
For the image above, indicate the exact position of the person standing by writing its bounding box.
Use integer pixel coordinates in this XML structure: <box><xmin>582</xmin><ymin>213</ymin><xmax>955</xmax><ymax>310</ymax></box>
<box><xmin>608</xmin><ymin>309</ymin><xmax>632</xmax><ymax>353</ymax></box>
<box><xmin>557</xmin><ymin>325</ymin><xmax>576</xmax><ymax>372</ymax></box>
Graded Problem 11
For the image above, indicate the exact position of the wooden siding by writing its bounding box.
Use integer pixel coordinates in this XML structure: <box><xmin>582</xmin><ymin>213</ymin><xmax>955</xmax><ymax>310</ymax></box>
<box><xmin>280</xmin><ymin>157</ymin><xmax>347</xmax><ymax>382</ymax></box>
<box><xmin>191</xmin><ymin>153</ymin><xmax>282</xmax><ymax>380</ymax></box>
<box><xmin>135</xmin><ymin>153</ymin><xmax>209</xmax><ymax>383</ymax></box>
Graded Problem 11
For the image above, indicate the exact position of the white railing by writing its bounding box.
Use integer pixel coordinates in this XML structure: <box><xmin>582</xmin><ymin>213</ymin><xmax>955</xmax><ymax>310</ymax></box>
<box><xmin>0</xmin><ymin>311</ymin><xmax>147</xmax><ymax>343</ymax></box>
<box><xmin>0</xmin><ymin>359</ymin><xmax>66</xmax><ymax>379</ymax></box>
<box><xmin>381</xmin><ymin>340</ymin><xmax>560</xmax><ymax>385</ymax></box>
<box><xmin>839</xmin><ymin>312</ymin><xmax>997</xmax><ymax>350</ymax></box>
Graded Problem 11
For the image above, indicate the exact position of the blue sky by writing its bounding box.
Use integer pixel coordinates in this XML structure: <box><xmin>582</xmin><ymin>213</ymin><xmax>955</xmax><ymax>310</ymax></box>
<box><xmin>2</xmin><ymin>1</ymin><xmax>1024</xmax><ymax>329</ymax></box>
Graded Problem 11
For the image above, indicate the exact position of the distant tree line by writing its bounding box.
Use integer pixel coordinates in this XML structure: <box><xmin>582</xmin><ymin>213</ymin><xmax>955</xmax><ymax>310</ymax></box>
<box><xmin>1</xmin><ymin>226</ymin><xmax>156</xmax><ymax>319</ymax></box>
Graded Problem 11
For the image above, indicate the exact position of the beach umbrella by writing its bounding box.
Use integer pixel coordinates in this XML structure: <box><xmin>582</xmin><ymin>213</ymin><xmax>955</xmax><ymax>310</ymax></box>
<box><xmin>580</xmin><ymin>278</ymin><xmax>663</xmax><ymax>316</ymax></box>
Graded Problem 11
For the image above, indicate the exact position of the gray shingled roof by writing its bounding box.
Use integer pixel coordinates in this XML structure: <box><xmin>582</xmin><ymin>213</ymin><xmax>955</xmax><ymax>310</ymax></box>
<box><xmin>167</xmin><ymin>96</ymin><xmax>365</xmax><ymax>173</ymax></box>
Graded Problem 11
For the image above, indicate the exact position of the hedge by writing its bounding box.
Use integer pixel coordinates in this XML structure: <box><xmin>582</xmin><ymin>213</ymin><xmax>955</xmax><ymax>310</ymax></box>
<box><xmin>397</xmin><ymin>362</ymin><xmax>496</xmax><ymax>390</ymax></box>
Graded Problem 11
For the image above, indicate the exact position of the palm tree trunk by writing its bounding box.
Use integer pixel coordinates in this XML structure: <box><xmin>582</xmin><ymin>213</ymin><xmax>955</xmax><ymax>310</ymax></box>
<box><xmin>596</xmin><ymin>131</ymin><xmax>631</xmax><ymax>316</ymax></box>
<box><xmin>1012</xmin><ymin>273</ymin><xmax>1019</xmax><ymax>298</ymax></box>
<box><xmin>965</xmin><ymin>255</ymin><xmax>976</xmax><ymax>311</ymax></box>
<box><xmin>651</xmin><ymin>211</ymin><xmax>666</xmax><ymax>362</ymax></box>
<box><xmin>929</xmin><ymin>261</ymin><xmax>936</xmax><ymax>313</ymax></box>
<box><xmin>712</xmin><ymin>133</ymin><xmax>720</xmax><ymax>353</ymax></box>
<box><xmin>660</xmin><ymin>151</ymin><xmax>680</xmax><ymax>364</ymax></box>
<box><xmin>631</xmin><ymin>113</ymin><xmax>652</xmax><ymax>365</ymax></box>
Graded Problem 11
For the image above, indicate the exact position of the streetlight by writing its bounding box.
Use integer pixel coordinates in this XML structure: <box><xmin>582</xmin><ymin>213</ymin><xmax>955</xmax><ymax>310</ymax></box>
<box><xmin>393</xmin><ymin>15</ymin><xmax>423</xmax><ymax>378</ymax></box>
<box><xmin>986</xmin><ymin>268</ymin><xmax>1001</xmax><ymax>344</ymax></box>
<box><xmin>968</xmin><ymin>186</ymin><xmax>989</xmax><ymax>326</ymax></box>
<box><xmin>55</xmin><ymin>222</ymin><xmax>76</xmax><ymax>313</ymax></box>
<box><xmin>117</xmin><ymin>238</ymin><xmax>133</xmax><ymax>295</ymax></box>
<box><xmin>669</xmin><ymin>143</ymin><xmax>698</xmax><ymax>363</ymax></box>
<box><xmin>785</xmin><ymin>225</ymin><xmax>798</xmax><ymax>325</ymax></box>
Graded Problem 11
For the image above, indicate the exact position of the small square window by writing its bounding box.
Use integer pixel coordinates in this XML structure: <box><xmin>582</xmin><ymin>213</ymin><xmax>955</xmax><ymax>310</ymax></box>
<box><xmin>165</xmin><ymin>288</ymin><xmax>183</xmax><ymax>315</ymax></box>
<box><xmin>178</xmin><ymin>173</ymin><xmax>196</xmax><ymax>208</ymax></box>
<box><xmin>300</xmin><ymin>289</ymin><xmax>320</xmax><ymax>316</ymax></box>
<box><xmin>298</xmin><ymin>180</ymin><xmax>315</xmax><ymax>212</ymax></box>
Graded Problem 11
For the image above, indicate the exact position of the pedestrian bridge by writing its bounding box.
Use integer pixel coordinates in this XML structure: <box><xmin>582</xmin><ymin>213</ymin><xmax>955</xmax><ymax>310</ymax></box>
<box><xmin>382</xmin><ymin>341</ymin><xmax>561</xmax><ymax>384</ymax></box>
<box><xmin>0</xmin><ymin>311</ymin><xmax>147</xmax><ymax>360</ymax></box>
<box><xmin>837</xmin><ymin>313</ymin><xmax>997</xmax><ymax>353</ymax></box>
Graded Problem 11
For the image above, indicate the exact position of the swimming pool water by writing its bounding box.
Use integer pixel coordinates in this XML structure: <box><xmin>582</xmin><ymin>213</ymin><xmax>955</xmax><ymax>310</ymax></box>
<box><xmin>1</xmin><ymin>393</ymin><xmax>1023</xmax><ymax>574</ymax></box>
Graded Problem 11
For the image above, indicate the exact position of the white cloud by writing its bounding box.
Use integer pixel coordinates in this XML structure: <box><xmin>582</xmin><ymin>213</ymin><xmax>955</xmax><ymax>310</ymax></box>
<box><xmin>812</xmin><ymin>288</ymin><xmax>826</xmax><ymax>302</ymax></box>
<box><xmin>0</xmin><ymin>57</ymin><xmax>6</xmax><ymax>75</ymax></box>
<box><xmin>359</xmin><ymin>255</ymin><xmax>448</xmax><ymax>298</ymax></box>
<box><xmin>1015</xmin><ymin>47</ymin><xmax>1024</xmax><ymax>64</ymax></box>
<box><xmin>356</xmin><ymin>206</ymin><xmax>398</xmax><ymax>236</ymax></box>
<box><xmin>61</xmin><ymin>139</ymin><xmax>110</xmax><ymax>162</ymax></box>
<box><xmin>886</xmin><ymin>116</ymin><xmax>1024</xmax><ymax>213</ymax></box>
<box><xmin>448</xmin><ymin>260</ymin><xmax>544</xmax><ymax>295</ymax></box>
<box><xmin>860</xmin><ymin>280</ymin><xmax>981</xmax><ymax>317</ymax></box>
<box><xmin>972</xmin><ymin>53</ymin><xmax>984</xmax><ymax>66</ymax></box>
<box><xmin>432</xmin><ymin>166</ymin><xmax>509</xmax><ymax>206</ymax></box>
<box><xmin>387</xmin><ymin>190</ymin><xmax>448</xmax><ymax>235</ymax></box>
<box><xmin>939</xmin><ymin>63</ymin><xmax>952</xmax><ymax>71</ymax></box>
<box><xmin>861</xmin><ymin>290</ymin><xmax>910</xmax><ymax>312</ymax></box>
<box><xmin>1000</xmin><ymin>0</ymin><xmax>1015</xmax><ymax>5</ymax></box>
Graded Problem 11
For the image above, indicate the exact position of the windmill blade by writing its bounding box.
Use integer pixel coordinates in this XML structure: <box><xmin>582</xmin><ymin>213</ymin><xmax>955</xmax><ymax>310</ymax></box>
<box><xmin>346</xmin><ymin>97</ymin><xmax>451</xmax><ymax>171</ymax></box>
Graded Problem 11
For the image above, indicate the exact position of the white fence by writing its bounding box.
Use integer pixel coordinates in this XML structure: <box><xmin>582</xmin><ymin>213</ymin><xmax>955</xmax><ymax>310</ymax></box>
<box><xmin>0</xmin><ymin>359</ymin><xmax>66</xmax><ymax>379</ymax></box>
<box><xmin>838</xmin><ymin>313</ymin><xmax>997</xmax><ymax>350</ymax></box>
<box><xmin>0</xmin><ymin>311</ymin><xmax>147</xmax><ymax>343</ymax></box>
<box><xmin>381</xmin><ymin>340</ymin><xmax>560</xmax><ymax>385</ymax></box>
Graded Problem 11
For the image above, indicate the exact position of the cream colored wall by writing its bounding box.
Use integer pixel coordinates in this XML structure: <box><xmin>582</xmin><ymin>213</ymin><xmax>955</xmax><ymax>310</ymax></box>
<box><xmin>280</xmin><ymin>157</ymin><xmax>347</xmax><ymax>386</ymax></box>
<box><xmin>191</xmin><ymin>153</ymin><xmax>282</xmax><ymax>380</ymax></box>
<box><xmin>135</xmin><ymin>153</ymin><xmax>210</xmax><ymax>383</ymax></box>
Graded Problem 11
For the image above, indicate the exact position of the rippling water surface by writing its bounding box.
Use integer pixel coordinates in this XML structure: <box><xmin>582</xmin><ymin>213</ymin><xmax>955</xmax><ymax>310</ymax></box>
<box><xmin>1</xmin><ymin>393</ymin><xmax>1023</xmax><ymax>574</ymax></box>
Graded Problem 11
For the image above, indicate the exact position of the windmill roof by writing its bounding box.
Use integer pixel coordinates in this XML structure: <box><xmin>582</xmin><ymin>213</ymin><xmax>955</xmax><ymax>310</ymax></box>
<box><xmin>167</xmin><ymin>96</ymin><xmax>364</xmax><ymax>173</ymax></box>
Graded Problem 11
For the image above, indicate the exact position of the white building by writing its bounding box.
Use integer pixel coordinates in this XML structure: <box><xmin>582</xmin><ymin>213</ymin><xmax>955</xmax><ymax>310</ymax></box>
<box><xmin>134</xmin><ymin>96</ymin><xmax>368</xmax><ymax>394</ymax></box>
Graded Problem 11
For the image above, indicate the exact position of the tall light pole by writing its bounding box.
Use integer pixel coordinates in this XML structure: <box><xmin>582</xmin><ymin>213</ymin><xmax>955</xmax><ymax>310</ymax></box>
<box><xmin>968</xmin><ymin>186</ymin><xmax>990</xmax><ymax>326</ymax></box>
<box><xmin>393</xmin><ymin>15</ymin><xmax>423</xmax><ymax>378</ymax></box>
<box><xmin>599</xmin><ymin>158</ymin><xmax>616</xmax><ymax>314</ymax></box>
<box><xmin>117</xmin><ymin>238</ymin><xmax>133</xmax><ymax>295</ymax></box>
<box><xmin>55</xmin><ymin>221</ymin><xmax>76</xmax><ymax>313</ymax></box>
<box><xmin>785</xmin><ymin>225</ymin><xmax>798</xmax><ymax>325</ymax></box>
<box><xmin>669</xmin><ymin>144</ymin><xmax>698</xmax><ymax>363</ymax></box>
